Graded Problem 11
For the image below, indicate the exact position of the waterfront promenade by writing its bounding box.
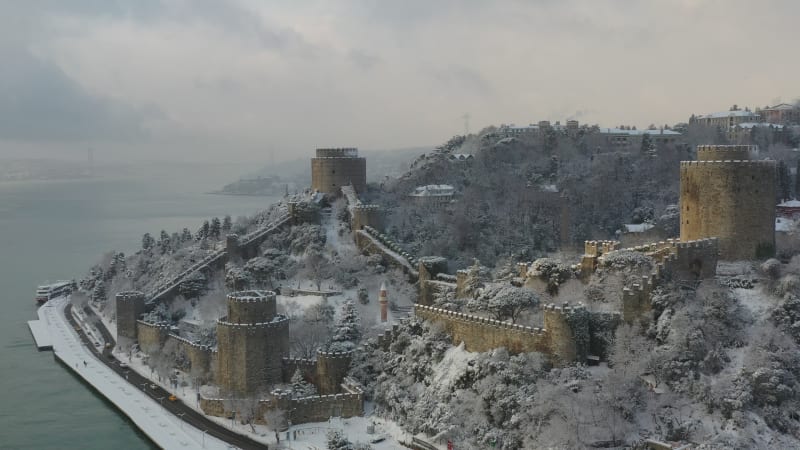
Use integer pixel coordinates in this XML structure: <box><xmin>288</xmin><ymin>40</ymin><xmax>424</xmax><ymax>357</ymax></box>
<box><xmin>35</xmin><ymin>297</ymin><xmax>239</xmax><ymax>449</ymax></box>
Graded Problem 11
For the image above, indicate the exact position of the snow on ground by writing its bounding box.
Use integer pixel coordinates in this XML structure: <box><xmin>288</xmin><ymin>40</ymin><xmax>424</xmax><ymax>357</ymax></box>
<box><xmin>431</xmin><ymin>343</ymin><xmax>472</xmax><ymax>391</ymax></box>
<box><xmin>39</xmin><ymin>297</ymin><xmax>231</xmax><ymax>450</ymax></box>
<box><xmin>732</xmin><ymin>286</ymin><xmax>777</xmax><ymax>320</ymax></box>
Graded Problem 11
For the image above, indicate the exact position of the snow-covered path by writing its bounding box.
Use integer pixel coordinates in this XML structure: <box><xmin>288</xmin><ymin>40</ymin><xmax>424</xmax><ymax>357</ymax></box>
<box><xmin>38</xmin><ymin>297</ymin><xmax>233</xmax><ymax>450</ymax></box>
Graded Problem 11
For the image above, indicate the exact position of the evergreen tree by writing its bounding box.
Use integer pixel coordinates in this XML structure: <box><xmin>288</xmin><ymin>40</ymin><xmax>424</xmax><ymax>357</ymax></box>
<box><xmin>158</xmin><ymin>230</ymin><xmax>171</xmax><ymax>254</ymax></box>
<box><xmin>222</xmin><ymin>215</ymin><xmax>232</xmax><ymax>233</ymax></box>
<box><xmin>198</xmin><ymin>220</ymin><xmax>210</xmax><ymax>240</ymax></box>
<box><xmin>291</xmin><ymin>368</ymin><xmax>317</xmax><ymax>398</ymax></box>
<box><xmin>179</xmin><ymin>271</ymin><xmax>206</xmax><ymax>301</ymax></box>
<box><xmin>330</xmin><ymin>300</ymin><xmax>361</xmax><ymax>351</ymax></box>
<box><xmin>141</xmin><ymin>233</ymin><xmax>155</xmax><ymax>251</ymax></box>
<box><xmin>92</xmin><ymin>279</ymin><xmax>107</xmax><ymax>302</ymax></box>
<box><xmin>180</xmin><ymin>228</ymin><xmax>193</xmax><ymax>243</ymax></box>
<box><xmin>210</xmin><ymin>217</ymin><xmax>222</xmax><ymax>239</ymax></box>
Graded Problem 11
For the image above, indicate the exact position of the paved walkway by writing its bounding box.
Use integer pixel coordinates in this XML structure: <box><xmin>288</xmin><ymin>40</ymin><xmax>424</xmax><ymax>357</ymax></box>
<box><xmin>40</xmin><ymin>297</ymin><xmax>262</xmax><ymax>449</ymax></box>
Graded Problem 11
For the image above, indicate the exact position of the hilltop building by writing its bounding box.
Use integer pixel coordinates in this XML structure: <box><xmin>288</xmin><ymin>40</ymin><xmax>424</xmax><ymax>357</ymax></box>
<box><xmin>311</xmin><ymin>148</ymin><xmax>367</xmax><ymax>195</ymax></box>
<box><xmin>759</xmin><ymin>103</ymin><xmax>800</xmax><ymax>125</ymax></box>
<box><xmin>410</xmin><ymin>184</ymin><xmax>455</xmax><ymax>206</ymax></box>
<box><xmin>691</xmin><ymin>108</ymin><xmax>760</xmax><ymax>128</ymax></box>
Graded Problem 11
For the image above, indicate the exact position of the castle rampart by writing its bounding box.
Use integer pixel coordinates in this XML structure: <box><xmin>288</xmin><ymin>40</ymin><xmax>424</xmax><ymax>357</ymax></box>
<box><xmin>115</xmin><ymin>291</ymin><xmax>146</xmax><ymax>343</ymax></box>
<box><xmin>351</xmin><ymin>204</ymin><xmax>384</xmax><ymax>231</ymax></box>
<box><xmin>199</xmin><ymin>383</ymin><xmax>364</xmax><ymax>425</ymax></box>
<box><xmin>311</xmin><ymin>148</ymin><xmax>367</xmax><ymax>195</ymax></box>
<box><xmin>136</xmin><ymin>320</ymin><xmax>170</xmax><ymax>351</ymax></box>
<box><xmin>414</xmin><ymin>305</ymin><xmax>550</xmax><ymax>357</ymax></box>
<box><xmin>680</xmin><ymin>145</ymin><xmax>776</xmax><ymax>260</ymax></box>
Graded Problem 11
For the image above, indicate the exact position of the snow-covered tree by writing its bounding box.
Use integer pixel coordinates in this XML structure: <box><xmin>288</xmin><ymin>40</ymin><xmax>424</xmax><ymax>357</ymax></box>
<box><xmin>326</xmin><ymin>430</ymin><xmax>372</xmax><ymax>450</ymax></box>
<box><xmin>225</xmin><ymin>264</ymin><xmax>252</xmax><ymax>291</ymax></box>
<box><xmin>179</xmin><ymin>271</ymin><xmax>206</xmax><ymax>301</ymax></box>
<box><xmin>290</xmin><ymin>368</ymin><xmax>317</xmax><ymax>398</ymax></box>
<box><xmin>329</xmin><ymin>300</ymin><xmax>361</xmax><ymax>352</ymax></box>
<box><xmin>244</xmin><ymin>257</ymin><xmax>280</xmax><ymax>289</ymax></box>
<box><xmin>222</xmin><ymin>215</ymin><xmax>232</xmax><ymax>233</ymax></box>
<box><xmin>141</xmin><ymin>232</ymin><xmax>155</xmax><ymax>251</ymax></box>
<box><xmin>468</xmin><ymin>285</ymin><xmax>538</xmax><ymax>323</ymax></box>
<box><xmin>210</xmin><ymin>217</ymin><xmax>222</xmax><ymax>239</ymax></box>
<box><xmin>92</xmin><ymin>279</ymin><xmax>107</xmax><ymax>302</ymax></box>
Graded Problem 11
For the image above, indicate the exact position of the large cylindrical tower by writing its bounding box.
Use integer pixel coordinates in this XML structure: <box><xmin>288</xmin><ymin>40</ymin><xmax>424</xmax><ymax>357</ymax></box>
<box><xmin>215</xmin><ymin>290</ymin><xmax>289</xmax><ymax>396</ymax></box>
<box><xmin>680</xmin><ymin>145</ymin><xmax>776</xmax><ymax>260</ymax></box>
<box><xmin>311</xmin><ymin>148</ymin><xmax>367</xmax><ymax>195</ymax></box>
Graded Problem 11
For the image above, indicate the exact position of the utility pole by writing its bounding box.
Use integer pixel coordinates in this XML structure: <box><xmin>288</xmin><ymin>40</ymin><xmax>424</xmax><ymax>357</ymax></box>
<box><xmin>462</xmin><ymin>113</ymin><xmax>471</xmax><ymax>135</ymax></box>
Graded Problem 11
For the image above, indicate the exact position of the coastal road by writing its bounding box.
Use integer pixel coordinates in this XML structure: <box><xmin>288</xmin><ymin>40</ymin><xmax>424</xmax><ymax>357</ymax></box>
<box><xmin>66</xmin><ymin>304</ymin><xmax>270</xmax><ymax>450</ymax></box>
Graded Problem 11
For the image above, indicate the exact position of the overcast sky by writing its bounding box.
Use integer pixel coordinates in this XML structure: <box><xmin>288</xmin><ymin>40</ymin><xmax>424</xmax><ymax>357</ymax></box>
<box><xmin>1</xmin><ymin>0</ymin><xmax>797</xmax><ymax>163</ymax></box>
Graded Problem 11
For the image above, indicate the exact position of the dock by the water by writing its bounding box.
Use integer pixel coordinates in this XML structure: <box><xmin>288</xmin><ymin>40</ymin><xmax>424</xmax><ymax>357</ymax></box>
<box><xmin>27</xmin><ymin>318</ymin><xmax>52</xmax><ymax>350</ymax></box>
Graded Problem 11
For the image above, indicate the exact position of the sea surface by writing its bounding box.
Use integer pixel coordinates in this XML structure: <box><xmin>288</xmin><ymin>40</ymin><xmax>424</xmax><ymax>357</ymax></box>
<box><xmin>0</xmin><ymin>162</ymin><xmax>279</xmax><ymax>449</ymax></box>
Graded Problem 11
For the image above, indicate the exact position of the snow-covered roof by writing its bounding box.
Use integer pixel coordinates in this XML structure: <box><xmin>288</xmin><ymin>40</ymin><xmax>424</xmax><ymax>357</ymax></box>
<box><xmin>600</xmin><ymin>128</ymin><xmax>681</xmax><ymax>136</ymax></box>
<box><xmin>764</xmin><ymin>103</ymin><xmax>796</xmax><ymax>111</ymax></box>
<box><xmin>735</xmin><ymin>122</ymin><xmax>784</xmax><ymax>129</ymax></box>
<box><xmin>410</xmin><ymin>184</ymin><xmax>455</xmax><ymax>197</ymax></box>
<box><xmin>541</xmin><ymin>184</ymin><xmax>558</xmax><ymax>193</ymax></box>
<box><xmin>623</xmin><ymin>223</ymin><xmax>655</xmax><ymax>233</ymax></box>
<box><xmin>778</xmin><ymin>200</ymin><xmax>800</xmax><ymax>208</ymax></box>
<box><xmin>698</xmin><ymin>110</ymin><xmax>759</xmax><ymax>119</ymax></box>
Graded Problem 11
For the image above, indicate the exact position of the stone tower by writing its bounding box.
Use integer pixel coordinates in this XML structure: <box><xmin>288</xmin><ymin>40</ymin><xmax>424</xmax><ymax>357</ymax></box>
<box><xmin>311</xmin><ymin>148</ymin><xmax>367</xmax><ymax>195</ymax></box>
<box><xmin>115</xmin><ymin>291</ymin><xmax>146</xmax><ymax>343</ymax></box>
<box><xmin>216</xmin><ymin>290</ymin><xmax>289</xmax><ymax>396</ymax></box>
<box><xmin>351</xmin><ymin>204</ymin><xmax>383</xmax><ymax>231</ymax></box>
<box><xmin>379</xmin><ymin>282</ymin><xmax>388</xmax><ymax>323</ymax></box>
<box><xmin>680</xmin><ymin>145</ymin><xmax>776</xmax><ymax>260</ymax></box>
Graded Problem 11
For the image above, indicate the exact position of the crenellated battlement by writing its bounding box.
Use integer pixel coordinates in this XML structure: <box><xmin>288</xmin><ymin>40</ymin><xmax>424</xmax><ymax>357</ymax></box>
<box><xmin>315</xmin><ymin>147</ymin><xmax>359</xmax><ymax>158</ymax></box>
<box><xmin>414</xmin><ymin>305</ymin><xmax>549</xmax><ymax>336</ymax></box>
<box><xmin>680</xmin><ymin>160</ymin><xmax>775</xmax><ymax>167</ymax></box>
<box><xmin>116</xmin><ymin>290</ymin><xmax>146</xmax><ymax>301</ymax></box>
<box><xmin>696</xmin><ymin>144</ymin><xmax>755</xmax><ymax>161</ymax></box>
<box><xmin>352</xmin><ymin>204</ymin><xmax>380</xmax><ymax>210</ymax></box>
<box><xmin>216</xmin><ymin>315</ymin><xmax>289</xmax><ymax>329</ymax></box>
<box><xmin>226</xmin><ymin>290</ymin><xmax>276</xmax><ymax>303</ymax></box>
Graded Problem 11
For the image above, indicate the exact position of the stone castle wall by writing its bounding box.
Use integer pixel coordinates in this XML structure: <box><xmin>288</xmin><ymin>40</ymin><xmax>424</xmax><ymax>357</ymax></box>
<box><xmin>116</xmin><ymin>291</ymin><xmax>146</xmax><ymax>342</ymax></box>
<box><xmin>680</xmin><ymin>158</ymin><xmax>776</xmax><ymax>260</ymax></box>
<box><xmin>311</xmin><ymin>148</ymin><xmax>367</xmax><ymax>195</ymax></box>
<box><xmin>414</xmin><ymin>305</ymin><xmax>551</xmax><ymax>356</ymax></box>
<box><xmin>354</xmin><ymin>229</ymin><xmax>418</xmax><ymax>280</ymax></box>
<box><xmin>199</xmin><ymin>385</ymin><xmax>364</xmax><ymax>426</ymax></box>
<box><xmin>136</xmin><ymin>320</ymin><xmax>170</xmax><ymax>351</ymax></box>
<box><xmin>351</xmin><ymin>204</ymin><xmax>383</xmax><ymax>231</ymax></box>
<box><xmin>166</xmin><ymin>334</ymin><xmax>214</xmax><ymax>380</ymax></box>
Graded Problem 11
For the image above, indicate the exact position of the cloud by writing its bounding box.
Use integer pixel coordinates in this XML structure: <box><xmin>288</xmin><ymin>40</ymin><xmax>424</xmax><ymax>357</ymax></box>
<box><xmin>0</xmin><ymin>0</ymin><xmax>799</xmax><ymax>162</ymax></box>
<box><xmin>0</xmin><ymin>48</ymin><xmax>163</xmax><ymax>142</ymax></box>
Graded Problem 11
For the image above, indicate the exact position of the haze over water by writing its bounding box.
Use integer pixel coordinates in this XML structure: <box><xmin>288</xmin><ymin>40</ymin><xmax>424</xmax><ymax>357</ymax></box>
<box><xmin>0</xmin><ymin>163</ymin><xmax>278</xmax><ymax>449</ymax></box>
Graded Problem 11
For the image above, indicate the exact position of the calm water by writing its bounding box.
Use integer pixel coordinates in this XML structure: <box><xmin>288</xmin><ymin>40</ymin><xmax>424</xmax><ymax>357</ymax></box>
<box><xmin>0</xmin><ymin>162</ymin><xmax>279</xmax><ymax>449</ymax></box>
